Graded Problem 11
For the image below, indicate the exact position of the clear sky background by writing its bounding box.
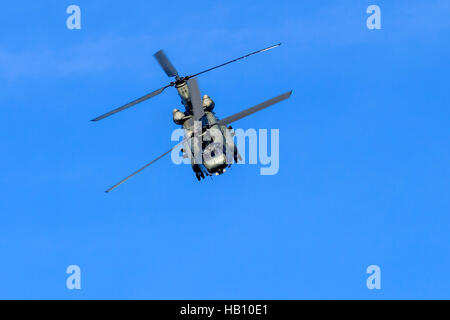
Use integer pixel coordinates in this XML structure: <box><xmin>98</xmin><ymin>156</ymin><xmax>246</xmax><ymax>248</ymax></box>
<box><xmin>0</xmin><ymin>0</ymin><xmax>449</xmax><ymax>299</ymax></box>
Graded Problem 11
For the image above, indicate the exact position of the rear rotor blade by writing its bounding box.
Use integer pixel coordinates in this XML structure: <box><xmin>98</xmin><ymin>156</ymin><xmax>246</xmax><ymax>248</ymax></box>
<box><xmin>218</xmin><ymin>91</ymin><xmax>292</xmax><ymax>126</ymax></box>
<box><xmin>188</xmin><ymin>43</ymin><xmax>281</xmax><ymax>79</ymax></box>
<box><xmin>91</xmin><ymin>85</ymin><xmax>171</xmax><ymax>122</ymax></box>
<box><xmin>154</xmin><ymin>50</ymin><xmax>179</xmax><ymax>78</ymax></box>
<box><xmin>187</xmin><ymin>78</ymin><xmax>205</xmax><ymax>121</ymax></box>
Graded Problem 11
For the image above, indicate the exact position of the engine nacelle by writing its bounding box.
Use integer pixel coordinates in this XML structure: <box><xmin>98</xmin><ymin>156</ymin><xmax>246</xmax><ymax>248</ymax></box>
<box><xmin>172</xmin><ymin>109</ymin><xmax>186</xmax><ymax>125</ymax></box>
<box><xmin>202</xmin><ymin>95</ymin><xmax>215</xmax><ymax>111</ymax></box>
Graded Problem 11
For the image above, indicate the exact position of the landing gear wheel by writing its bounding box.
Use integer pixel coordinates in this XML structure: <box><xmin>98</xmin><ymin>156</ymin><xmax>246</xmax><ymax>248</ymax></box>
<box><xmin>193</xmin><ymin>164</ymin><xmax>205</xmax><ymax>181</ymax></box>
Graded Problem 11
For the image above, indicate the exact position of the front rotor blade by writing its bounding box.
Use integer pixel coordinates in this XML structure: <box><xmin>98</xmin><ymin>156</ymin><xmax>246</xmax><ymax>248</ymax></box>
<box><xmin>91</xmin><ymin>85</ymin><xmax>170</xmax><ymax>122</ymax></box>
<box><xmin>188</xmin><ymin>43</ymin><xmax>281</xmax><ymax>79</ymax></box>
<box><xmin>218</xmin><ymin>91</ymin><xmax>292</xmax><ymax>126</ymax></box>
<box><xmin>105</xmin><ymin>148</ymin><xmax>173</xmax><ymax>193</ymax></box>
<box><xmin>154</xmin><ymin>50</ymin><xmax>179</xmax><ymax>78</ymax></box>
<box><xmin>187</xmin><ymin>78</ymin><xmax>205</xmax><ymax>121</ymax></box>
<box><xmin>105</xmin><ymin>131</ymin><xmax>207</xmax><ymax>193</ymax></box>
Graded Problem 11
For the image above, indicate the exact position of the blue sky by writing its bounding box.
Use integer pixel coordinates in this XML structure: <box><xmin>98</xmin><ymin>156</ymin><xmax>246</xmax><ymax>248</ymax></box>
<box><xmin>0</xmin><ymin>0</ymin><xmax>449</xmax><ymax>299</ymax></box>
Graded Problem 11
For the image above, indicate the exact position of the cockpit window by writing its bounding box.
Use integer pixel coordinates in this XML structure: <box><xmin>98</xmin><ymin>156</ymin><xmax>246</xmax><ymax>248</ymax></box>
<box><xmin>203</xmin><ymin>142</ymin><xmax>224</xmax><ymax>161</ymax></box>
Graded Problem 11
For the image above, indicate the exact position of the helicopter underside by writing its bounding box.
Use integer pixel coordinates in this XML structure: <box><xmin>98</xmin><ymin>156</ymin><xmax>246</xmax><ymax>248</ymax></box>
<box><xmin>184</xmin><ymin>135</ymin><xmax>240</xmax><ymax>181</ymax></box>
<box><xmin>191</xmin><ymin>148</ymin><xmax>240</xmax><ymax>181</ymax></box>
<box><xmin>192</xmin><ymin>164</ymin><xmax>226</xmax><ymax>181</ymax></box>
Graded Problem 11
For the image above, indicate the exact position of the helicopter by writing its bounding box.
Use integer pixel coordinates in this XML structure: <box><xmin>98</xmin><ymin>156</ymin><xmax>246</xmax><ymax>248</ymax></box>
<box><xmin>91</xmin><ymin>43</ymin><xmax>292</xmax><ymax>192</ymax></box>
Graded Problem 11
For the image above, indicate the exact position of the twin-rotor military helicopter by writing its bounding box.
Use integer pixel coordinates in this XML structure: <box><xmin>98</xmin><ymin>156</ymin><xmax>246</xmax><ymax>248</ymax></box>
<box><xmin>91</xmin><ymin>43</ymin><xmax>292</xmax><ymax>192</ymax></box>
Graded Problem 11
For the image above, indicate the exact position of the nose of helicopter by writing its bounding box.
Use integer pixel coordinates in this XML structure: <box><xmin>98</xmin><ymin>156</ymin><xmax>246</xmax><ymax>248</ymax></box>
<box><xmin>203</xmin><ymin>153</ymin><xmax>227</xmax><ymax>173</ymax></box>
<box><xmin>202</xmin><ymin>142</ymin><xmax>227</xmax><ymax>174</ymax></box>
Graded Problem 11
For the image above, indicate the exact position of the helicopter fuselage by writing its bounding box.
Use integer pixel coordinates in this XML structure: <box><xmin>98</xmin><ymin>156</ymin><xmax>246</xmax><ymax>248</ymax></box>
<box><xmin>174</xmin><ymin>81</ymin><xmax>238</xmax><ymax>180</ymax></box>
